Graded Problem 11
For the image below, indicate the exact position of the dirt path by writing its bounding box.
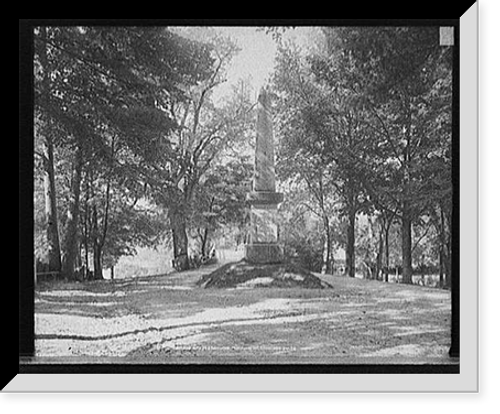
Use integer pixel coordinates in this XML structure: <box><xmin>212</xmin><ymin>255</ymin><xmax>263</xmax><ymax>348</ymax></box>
<box><xmin>34</xmin><ymin>263</ymin><xmax>453</xmax><ymax>364</ymax></box>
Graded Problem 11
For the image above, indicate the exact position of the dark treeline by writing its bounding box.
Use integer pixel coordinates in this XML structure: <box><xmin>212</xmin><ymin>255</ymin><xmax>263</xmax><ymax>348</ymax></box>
<box><xmin>273</xmin><ymin>27</ymin><xmax>452</xmax><ymax>286</ymax></box>
<box><xmin>34</xmin><ymin>26</ymin><xmax>254</xmax><ymax>280</ymax></box>
<box><xmin>34</xmin><ymin>26</ymin><xmax>452</xmax><ymax>286</ymax></box>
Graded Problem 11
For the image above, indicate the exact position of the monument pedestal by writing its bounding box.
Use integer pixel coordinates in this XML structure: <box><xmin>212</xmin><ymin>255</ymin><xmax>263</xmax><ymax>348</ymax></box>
<box><xmin>245</xmin><ymin>192</ymin><xmax>284</xmax><ymax>264</ymax></box>
<box><xmin>244</xmin><ymin>243</ymin><xmax>284</xmax><ymax>264</ymax></box>
<box><xmin>243</xmin><ymin>87</ymin><xmax>284</xmax><ymax>265</ymax></box>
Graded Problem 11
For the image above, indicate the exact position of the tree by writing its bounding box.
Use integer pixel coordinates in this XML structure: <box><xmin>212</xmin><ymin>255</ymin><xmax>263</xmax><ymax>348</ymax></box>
<box><xmin>325</xmin><ymin>27</ymin><xmax>453</xmax><ymax>284</ymax></box>
<box><xmin>271</xmin><ymin>27</ymin><xmax>452</xmax><ymax>284</ymax></box>
<box><xmin>144</xmin><ymin>37</ymin><xmax>255</xmax><ymax>271</ymax></box>
<box><xmin>34</xmin><ymin>26</ymin><xmax>213</xmax><ymax>279</ymax></box>
<box><xmin>34</xmin><ymin>26</ymin><xmax>62</xmax><ymax>273</ymax></box>
<box><xmin>190</xmin><ymin>156</ymin><xmax>253</xmax><ymax>260</ymax></box>
<box><xmin>273</xmin><ymin>40</ymin><xmax>371</xmax><ymax>277</ymax></box>
<box><xmin>272</xmin><ymin>44</ymin><xmax>334</xmax><ymax>274</ymax></box>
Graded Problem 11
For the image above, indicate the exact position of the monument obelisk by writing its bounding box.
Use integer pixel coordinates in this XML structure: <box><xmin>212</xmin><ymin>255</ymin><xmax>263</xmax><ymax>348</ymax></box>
<box><xmin>245</xmin><ymin>88</ymin><xmax>284</xmax><ymax>264</ymax></box>
<box><xmin>199</xmin><ymin>90</ymin><xmax>329</xmax><ymax>288</ymax></box>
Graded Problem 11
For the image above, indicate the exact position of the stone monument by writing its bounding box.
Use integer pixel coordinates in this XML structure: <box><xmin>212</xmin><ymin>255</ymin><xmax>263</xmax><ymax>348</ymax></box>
<box><xmin>198</xmin><ymin>87</ymin><xmax>330</xmax><ymax>290</ymax></box>
<box><xmin>244</xmin><ymin>88</ymin><xmax>284</xmax><ymax>264</ymax></box>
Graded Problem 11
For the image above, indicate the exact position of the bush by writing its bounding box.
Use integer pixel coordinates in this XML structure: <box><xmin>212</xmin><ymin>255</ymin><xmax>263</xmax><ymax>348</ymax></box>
<box><xmin>283</xmin><ymin>236</ymin><xmax>323</xmax><ymax>273</ymax></box>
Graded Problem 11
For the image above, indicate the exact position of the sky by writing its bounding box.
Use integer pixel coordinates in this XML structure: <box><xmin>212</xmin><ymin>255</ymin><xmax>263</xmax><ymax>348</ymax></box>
<box><xmin>214</xmin><ymin>27</ymin><xmax>277</xmax><ymax>101</ymax></box>
<box><xmin>210</xmin><ymin>27</ymin><xmax>318</xmax><ymax>103</ymax></box>
<box><xmin>171</xmin><ymin>26</ymin><xmax>320</xmax><ymax>104</ymax></box>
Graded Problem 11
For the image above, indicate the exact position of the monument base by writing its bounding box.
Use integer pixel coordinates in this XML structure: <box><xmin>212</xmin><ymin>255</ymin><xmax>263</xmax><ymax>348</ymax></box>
<box><xmin>197</xmin><ymin>260</ymin><xmax>331</xmax><ymax>289</ymax></box>
<box><xmin>244</xmin><ymin>243</ymin><xmax>284</xmax><ymax>264</ymax></box>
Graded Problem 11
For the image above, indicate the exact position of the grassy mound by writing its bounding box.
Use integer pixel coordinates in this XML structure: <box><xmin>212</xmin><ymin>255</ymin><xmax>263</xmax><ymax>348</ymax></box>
<box><xmin>196</xmin><ymin>260</ymin><xmax>331</xmax><ymax>289</ymax></box>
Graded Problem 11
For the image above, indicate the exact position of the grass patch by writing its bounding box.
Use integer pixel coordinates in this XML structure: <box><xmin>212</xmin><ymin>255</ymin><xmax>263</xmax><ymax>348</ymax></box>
<box><xmin>196</xmin><ymin>260</ymin><xmax>331</xmax><ymax>289</ymax></box>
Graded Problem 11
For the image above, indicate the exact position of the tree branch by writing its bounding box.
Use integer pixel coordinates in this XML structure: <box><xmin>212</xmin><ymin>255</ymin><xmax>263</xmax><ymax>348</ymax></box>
<box><xmin>36</xmin><ymin>36</ymin><xmax>138</xmax><ymax>92</ymax></box>
<box><xmin>34</xmin><ymin>150</ymin><xmax>48</xmax><ymax>163</ymax></box>
<box><xmin>411</xmin><ymin>220</ymin><xmax>433</xmax><ymax>255</ymax></box>
<box><xmin>297</xmin><ymin>201</ymin><xmax>322</xmax><ymax>218</ymax></box>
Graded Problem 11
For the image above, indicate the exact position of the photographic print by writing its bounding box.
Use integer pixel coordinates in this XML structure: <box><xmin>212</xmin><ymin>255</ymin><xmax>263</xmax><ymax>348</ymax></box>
<box><xmin>15</xmin><ymin>14</ymin><xmax>479</xmax><ymax>392</ymax></box>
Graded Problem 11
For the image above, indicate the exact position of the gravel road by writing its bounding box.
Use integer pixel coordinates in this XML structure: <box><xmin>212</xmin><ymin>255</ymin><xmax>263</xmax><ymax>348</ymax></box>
<box><xmin>34</xmin><ymin>263</ymin><xmax>452</xmax><ymax>364</ymax></box>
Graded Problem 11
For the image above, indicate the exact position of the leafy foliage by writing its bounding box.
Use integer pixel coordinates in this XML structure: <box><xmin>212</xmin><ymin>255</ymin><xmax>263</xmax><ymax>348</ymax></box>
<box><xmin>272</xmin><ymin>27</ymin><xmax>452</xmax><ymax>282</ymax></box>
<box><xmin>33</xmin><ymin>26</ymin><xmax>453</xmax><ymax>286</ymax></box>
<box><xmin>34</xmin><ymin>26</ymin><xmax>217</xmax><ymax>278</ymax></box>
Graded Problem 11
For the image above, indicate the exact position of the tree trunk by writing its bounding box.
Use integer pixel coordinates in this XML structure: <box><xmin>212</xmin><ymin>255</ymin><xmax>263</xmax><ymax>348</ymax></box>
<box><xmin>321</xmin><ymin>235</ymin><xmax>332</xmax><ymax>275</ymax></box>
<box><xmin>321</xmin><ymin>214</ymin><xmax>332</xmax><ymax>275</ymax></box>
<box><xmin>430</xmin><ymin>202</ymin><xmax>451</xmax><ymax>289</ymax></box>
<box><xmin>170</xmin><ymin>209</ymin><xmax>189</xmax><ymax>271</ymax></box>
<box><xmin>93</xmin><ymin>241</ymin><xmax>103</xmax><ymax>280</ymax></box>
<box><xmin>401</xmin><ymin>205</ymin><xmax>413</xmax><ymax>284</ymax></box>
<box><xmin>40</xmin><ymin>26</ymin><xmax>61</xmax><ymax>274</ymax></box>
<box><xmin>376</xmin><ymin>229</ymin><xmax>384</xmax><ymax>280</ymax></box>
<box><xmin>82</xmin><ymin>185</ymin><xmax>90</xmax><ymax>280</ymax></box>
<box><xmin>93</xmin><ymin>174</ymin><xmax>112</xmax><ymax>281</ymax></box>
<box><xmin>345</xmin><ymin>208</ymin><xmax>356</xmax><ymax>278</ymax></box>
<box><xmin>442</xmin><ymin>207</ymin><xmax>452</xmax><ymax>289</ymax></box>
<box><xmin>200</xmin><ymin>195</ymin><xmax>215</xmax><ymax>260</ymax></box>
<box><xmin>439</xmin><ymin>246</ymin><xmax>444</xmax><ymax>288</ymax></box>
<box><xmin>43</xmin><ymin>138</ymin><xmax>62</xmax><ymax>273</ymax></box>
<box><xmin>91</xmin><ymin>203</ymin><xmax>101</xmax><ymax>280</ymax></box>
<box><xmin>384</xmin><ymin>224</ymin><xmax>391</xmax><ymax>282</ymax></box>
<box><xmin>401</xmin><ymin>94</ymin><xmax>413</xmax><ymax>285</ymax></box>
<box><xmin>443</xmin><ymin>238</ymin><xmax>452</xmax><ymax>289</ymax></box>
<box><xmin>61</xmin><ymin>141</ymin><xmax>84</xmax><ymax>280</ymax></box>
<box><xmin>200</xmin><ymin>227</ymin><xmax>210</xmax><ymax>259</ymax></box>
